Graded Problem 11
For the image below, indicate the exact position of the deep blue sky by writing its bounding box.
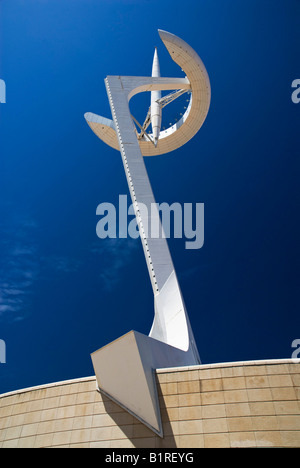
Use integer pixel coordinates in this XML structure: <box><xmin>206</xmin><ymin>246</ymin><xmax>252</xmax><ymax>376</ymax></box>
<box><xmin>0</xmin><ymin>0</ymin><xmax>299</xmax><ymax>394</ymax></box>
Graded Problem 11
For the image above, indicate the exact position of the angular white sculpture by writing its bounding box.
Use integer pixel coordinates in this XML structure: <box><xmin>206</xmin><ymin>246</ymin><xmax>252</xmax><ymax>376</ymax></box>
<box><xmin>86</xmin><ymin>30</ymin><xmax>211</xmax><ymax>437</ymax></box>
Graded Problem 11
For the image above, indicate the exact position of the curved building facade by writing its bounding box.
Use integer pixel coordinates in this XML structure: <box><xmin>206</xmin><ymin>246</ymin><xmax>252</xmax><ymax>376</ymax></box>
<box><xmin>0</xmin><ymin>359</ymin><xmax>299</xmax><ymax>448</ymax></box>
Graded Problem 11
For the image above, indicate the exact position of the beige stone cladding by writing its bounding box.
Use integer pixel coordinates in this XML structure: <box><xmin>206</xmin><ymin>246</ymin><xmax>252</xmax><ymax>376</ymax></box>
<box><xmin>0</xmin><ymin>359</ymin><xmax>299</xmax><ymax>448</ymax></box>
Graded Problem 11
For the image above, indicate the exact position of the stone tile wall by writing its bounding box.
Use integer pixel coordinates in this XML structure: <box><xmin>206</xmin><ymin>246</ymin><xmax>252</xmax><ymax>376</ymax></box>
<box><xmin>0</xmin><ymin>359</ymin><xmax>299</xmax><ymax>448</ymax></box>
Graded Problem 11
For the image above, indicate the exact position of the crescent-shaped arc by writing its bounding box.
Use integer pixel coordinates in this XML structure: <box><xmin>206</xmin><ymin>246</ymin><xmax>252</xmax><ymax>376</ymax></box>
<box><xmin>84</xmin><ymin>29</ymin><xmax>211</xmax><ymax>156</ymax></box>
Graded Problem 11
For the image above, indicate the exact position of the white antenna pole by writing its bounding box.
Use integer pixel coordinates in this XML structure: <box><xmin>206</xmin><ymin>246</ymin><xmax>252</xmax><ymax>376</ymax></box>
<box><xmin>150</xmin><ymin>48</ymin><xmax>162</xmax><ymax>147</ymax></box>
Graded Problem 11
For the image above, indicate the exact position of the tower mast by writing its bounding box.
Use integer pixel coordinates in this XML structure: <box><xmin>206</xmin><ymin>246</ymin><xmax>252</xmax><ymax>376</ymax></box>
<box><xmin>150</xmin><ymin>48</ymin><xmax>162</xmax><ymax>147</ymax></box>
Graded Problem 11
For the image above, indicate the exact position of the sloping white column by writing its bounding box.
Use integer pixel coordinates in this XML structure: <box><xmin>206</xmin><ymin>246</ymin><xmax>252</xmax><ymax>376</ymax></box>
<box><xmin>88</xmin><ymin>30</ymin><xmax>210</xmax><ymax>436</ymax></box>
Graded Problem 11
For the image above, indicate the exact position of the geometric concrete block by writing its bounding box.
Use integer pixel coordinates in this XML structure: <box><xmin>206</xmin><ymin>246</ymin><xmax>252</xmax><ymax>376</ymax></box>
<box><xmin>92</xmin><ymin>331</ymin><xmax>163</xmax><ymax>436</ymax></box>
<box><xmin>91</xmin><ymin>330</ymin><xmax>199</xmax><ymax>437</ymax></box>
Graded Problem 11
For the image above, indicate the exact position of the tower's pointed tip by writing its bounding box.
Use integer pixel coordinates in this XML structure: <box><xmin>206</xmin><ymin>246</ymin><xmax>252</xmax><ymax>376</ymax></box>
<box><xmin>152</xmin><ymin>46</ymin><xmax>160</xmax><ymax>78</ymax></box>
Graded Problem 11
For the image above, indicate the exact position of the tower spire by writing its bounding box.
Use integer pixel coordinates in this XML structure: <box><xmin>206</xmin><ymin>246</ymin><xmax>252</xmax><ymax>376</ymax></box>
<box><xmin>151</xmin><ymin>47</ymin><xmax>160</xmax><ymax>77</ymax></box>
<box><xmin>151</xmin><ymin>48</ymin><xmax>162</xmax><ymax>147</ymax></box>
